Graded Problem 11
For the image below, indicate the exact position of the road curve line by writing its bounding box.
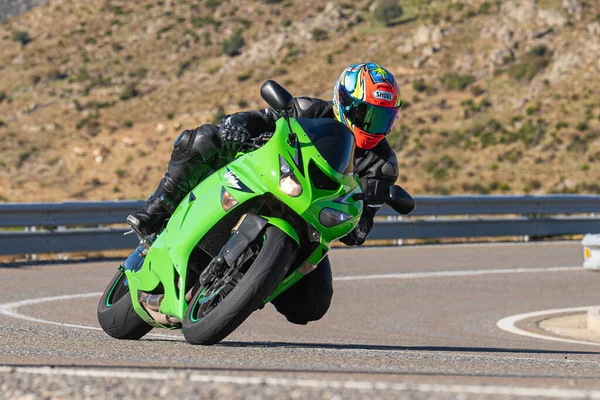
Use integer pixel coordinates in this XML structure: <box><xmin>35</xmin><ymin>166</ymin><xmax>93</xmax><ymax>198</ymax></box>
<box><xmin>334</xmin><ymin>266</ymin><xmax>584</xmax><ymax>281</ymax></box>
<box><xmin>0</xmin><ymin>266</ymin><xmax>585</xmax><ymax>337</ymax></box>
<box><xmin>0</xmin><ymin>293</ymin><xmax>103</xmax><ymax>331</ymax></box>
<box><xmin>0</xmin><ymin>292</ymin><xmax>181</xmax><ymax>340</ymax></box>
<box><xmin>2</xmin><ymin>366</ymin><xmax>600</xmax><ymax>398</ymax></box>
<box><xmin>497</xmin><ymin>306</ymin><xmax>600</xmax><ymax>347</ymax></box>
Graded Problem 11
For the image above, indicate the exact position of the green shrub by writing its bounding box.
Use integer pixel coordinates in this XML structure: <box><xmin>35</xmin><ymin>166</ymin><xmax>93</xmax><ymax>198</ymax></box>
<box><xmin>207</xmin><ymin>64</ymin><xmax>221</xmax><ymax>74</ymax></box>
<box><xmin>469</xmin><ymin>119</ymin><xmax>505</xmax><ymax>148</ymax></box>
<box><xmin>526</xmin><ymin>102</ymin><xmax>541</xmax><ymax>115</ymax></box>
<box><xmin>373</xmin><ymin>0</ymin><xmax>404</xmax><ymax>26</ymax></box>
<box><xmin>212</xmin><ymin>105</ymin><xmax>226</xmax><ymax>124</ymax></box>
<box><xmin>47</xmin><ymin>156</ymin><xmax>61</xmax><ymax>166</ymax></box>
<box><xmin>12</xmin><ymin>30</ymin><xmax>32</xmax><ymax>46</ymax></box>
<box><xmin>462</xmin><ymin>182</ymin><xmax>491</xmax><ymax>194</ymax></box>
<box><xmin>119</xmin><ymin>85</ymin><xmax>138</xmax><ymax>101</ymax></box>
<box><xmin>441</xmin><ymin>73</ymin><xmax>475</xmax><ymax>91</ymax></box>
<box><xmin>178</xmin><ymin>60</ymin><xmax>191</xmax><ymax>77</ymax></box>
<box><xmin>497</xmin><ymin>149</ymin><xmax>523</xmax><ymax>164</ymax></box>
<box><xmin>507</xmin><ymin>60</ymin><xmax>546</xmax><ymax>81</ymax></box>
<box><xmin>470</xmin><ymin>85</ymin><xmax>485</xmax><ymax>96</ymax></box>
<box><xmin>425</xmin><ymin>155</ymin><xmax>458</xmax><ymax>181</ymax></box>
<box><xmin>16</xmin><ymin>151</ymin><xmax>31</xmax><ymax>168</ymax></box>
<box><xmin>513</xmin><ymin>120</ymin><xmax>546</xmax><ymax>147</ymax></box>
<box><xmin>221</xmin><ymin>31</ymin><xmax>245</xmax><ymax>56</ymax></box>
<box><xmin>527</xmin><ymin>45</ymin><xmax>549</xmax><ymax>58</ymax></box>
<box><xmin>191</xmin><ymin>15</ymin><xmax>218</xmax><ymax>28</ymax></box>
<box><xmin>413</xmin><ymin>80</ymin><xmax>429</xmax><ymax>93</ymax></box>
<box><xmin>507</xmin><ymin>46</ymin><xmax>551</xmax><ymax>81</ymax></box>
<box><xmin>206</xmin><ymin>0</ymin><xmax>222</xmax><ymax>9</ymax></box>
<box><xmin>0</xmin><ymin>92</ymin><xmax>6</xmax><ymax>104</ymax></box>
<box><xmin>478</xmin><ymin>2</ymin><xmax>491</xmax><ymax>14</ymax></box>
<box><xmin>576</xmin><ymin>121</ymin><xmax>588</xmax><ymax>131</ymax></box>
<box><xmin>311</xmin><ymin>28</ymin><xmax>329</xmax><ymax>41</ymax></box>
<box><xmin>237</xmin><ymin>71</ymin><xmax>252</xmax><ymax>82</ymax></box>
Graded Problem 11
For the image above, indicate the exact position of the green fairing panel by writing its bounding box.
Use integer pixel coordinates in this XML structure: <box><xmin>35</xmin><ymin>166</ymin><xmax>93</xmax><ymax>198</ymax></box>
<box><xmin>262</xmin><ymin>216</ymin><xmax>299</xmax><ymax>245</ymax></box>
<box><xmin>265</xmin><ymin>238</ymin><xmax>330</xmax><ymax>303</ymax></box>
<box><xmin>126</xmin><ymin>116</ymin><xmax>363</xmax><ymax>324</ymax></box>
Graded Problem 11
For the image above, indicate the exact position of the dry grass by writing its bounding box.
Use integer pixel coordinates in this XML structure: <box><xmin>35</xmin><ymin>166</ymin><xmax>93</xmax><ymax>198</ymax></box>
<box><xmin>1</xmin><ymin>0</ymin><xmax>600</xmax><ymax>203</ymax></box>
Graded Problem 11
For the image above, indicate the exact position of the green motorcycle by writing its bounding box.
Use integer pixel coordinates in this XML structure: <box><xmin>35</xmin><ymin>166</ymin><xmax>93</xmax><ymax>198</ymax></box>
<box><xmin>97</xmin><ymin>81</ymin><xmax>415</xmax><ymax>345</ymax></box>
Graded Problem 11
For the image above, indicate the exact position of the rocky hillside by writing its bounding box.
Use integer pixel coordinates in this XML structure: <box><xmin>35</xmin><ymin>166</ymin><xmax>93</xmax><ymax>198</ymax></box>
<box><xmin>1</xmin><ymin>0</ymin><xmax>600</xmax><ymax>202</ymax></box>
<box><xmin>0</xmin><ymin>0</ymin><xmax>48</xmax><ymax>23</ymax></box>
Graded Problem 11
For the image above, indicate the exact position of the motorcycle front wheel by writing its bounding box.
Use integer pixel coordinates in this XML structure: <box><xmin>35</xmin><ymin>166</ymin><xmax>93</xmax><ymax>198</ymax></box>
<box><xmin>183</xmin><ymin>226</ymin><xmax>297</xmax><ymax>345</ymax></box>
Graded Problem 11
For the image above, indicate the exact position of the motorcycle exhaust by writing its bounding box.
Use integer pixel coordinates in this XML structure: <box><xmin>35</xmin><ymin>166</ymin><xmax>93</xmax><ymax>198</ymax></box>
<box><xmin>138</xmin><ymin>292</ymin><xmax>180</xmax><ymax>326</ymax></box>
<box><xmin>139</xmin><ymin>292</ymin><xmax>163</xmax><ymax>311</ymax></box>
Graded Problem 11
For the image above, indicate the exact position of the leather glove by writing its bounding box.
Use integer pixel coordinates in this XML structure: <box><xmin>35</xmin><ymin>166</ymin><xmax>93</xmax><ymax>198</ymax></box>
<box><xmin>339</xmin><ymin>206</ymin><xmax>377</xmax><ymax>246</ymax></box>
<box><xmin>219</xmin><ymin>114</ymin><xmax>251</xmax><ymax>146</ymax></box>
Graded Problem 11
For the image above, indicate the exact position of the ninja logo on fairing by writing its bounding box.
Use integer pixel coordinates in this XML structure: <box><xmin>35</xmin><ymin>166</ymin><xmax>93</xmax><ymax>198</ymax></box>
<box><xmin>224</xmin><ymin>170</ymin><xmax>241</xmax><ymax>190</ymax></box>
<box><xmin>373</xmin><ymin>90</ymin><xmax>393</xmax><ymax>101</ymax></box>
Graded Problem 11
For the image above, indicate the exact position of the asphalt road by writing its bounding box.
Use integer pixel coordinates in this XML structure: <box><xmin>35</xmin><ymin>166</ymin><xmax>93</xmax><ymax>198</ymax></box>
<box><xmin>1</xmin><ymin>241</ymin><xmax>600</xmax><ymax>399</ymax></box>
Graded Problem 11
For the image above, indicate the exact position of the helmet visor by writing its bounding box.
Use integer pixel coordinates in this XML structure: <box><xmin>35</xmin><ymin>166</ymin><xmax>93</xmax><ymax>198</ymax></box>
<box><xmin>339</xmin><ymin>86</ymin><xmax>400</xmax><ymax>135</ymax></box>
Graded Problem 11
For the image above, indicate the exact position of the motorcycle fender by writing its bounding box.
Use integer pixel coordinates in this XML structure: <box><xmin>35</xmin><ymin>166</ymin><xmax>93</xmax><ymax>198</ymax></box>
<box><xmin>262</xmin><ymin>216</ymin><xmax>300</xmax><ymax>246</ymax></box>
<box><xmin>222</xmin><ymin>213</ymin><xmax>269</xmax><ymax>267</ymax></box>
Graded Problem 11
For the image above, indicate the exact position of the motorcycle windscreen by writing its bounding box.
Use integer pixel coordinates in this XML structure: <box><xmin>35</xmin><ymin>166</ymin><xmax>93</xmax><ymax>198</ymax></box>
<box><xmin>296</xmin><ymin>118</ymin><xmax>355</xmax><ymax>175</ymax></box>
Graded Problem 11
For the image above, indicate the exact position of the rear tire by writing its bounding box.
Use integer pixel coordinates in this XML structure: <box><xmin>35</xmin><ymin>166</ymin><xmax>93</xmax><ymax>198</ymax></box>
<box><xmin>183</xmin><ymin>226</ymin><xmax>296</xmax><ymax>345</ymax></box>
<box><xmin>97</xmin><ymin>269</ymin><xmax>153</xmax><ymax>340</ymax></box>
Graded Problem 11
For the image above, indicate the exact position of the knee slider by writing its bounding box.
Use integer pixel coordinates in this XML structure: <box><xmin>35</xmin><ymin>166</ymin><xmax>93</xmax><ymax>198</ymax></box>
<box><xmin>191</xmin><ymin>124</ymin><xmax>221</xmax><ymax>162</ymax></box>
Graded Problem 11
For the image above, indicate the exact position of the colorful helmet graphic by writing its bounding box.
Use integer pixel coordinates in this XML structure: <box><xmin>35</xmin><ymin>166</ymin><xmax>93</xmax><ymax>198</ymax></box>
<box><xmin>332</xmin><ymin>63</ymin><xmax>401</xmax><ymax>150</ymax></box>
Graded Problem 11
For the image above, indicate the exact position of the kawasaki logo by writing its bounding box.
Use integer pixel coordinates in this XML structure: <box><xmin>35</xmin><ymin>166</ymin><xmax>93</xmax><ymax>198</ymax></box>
<box><xmin>373</xmin><ymin>90</ymin><xmax>393</xmax><ymax>101</ymax></box>
<box><xmin>224</xmin><ymin>170</ymin><xmax>241</xmax><ymax>190</ymax></box>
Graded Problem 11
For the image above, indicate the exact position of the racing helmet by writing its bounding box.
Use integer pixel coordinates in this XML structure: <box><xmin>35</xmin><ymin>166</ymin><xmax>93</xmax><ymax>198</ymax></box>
<box><xmin>332</xmin><ymin>63</ymin><xmax>401</xmax><ymax>150</ymax></box>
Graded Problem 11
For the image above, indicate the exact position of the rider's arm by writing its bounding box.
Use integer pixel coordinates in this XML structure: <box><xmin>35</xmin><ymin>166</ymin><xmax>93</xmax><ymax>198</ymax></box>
<box><xmin>340</xmin><ymin>138</ymin><xmax>399</xmax><ymax>246</ymax></box>
<box><xmin>222</xmin><ymin>109</ymin><xmax>277</xmax><ymax>139</ymax></box>
<box><xmin>224</xmin><ymin>97</ymin><xmax>334</xmax><ymax>138</ymax></box>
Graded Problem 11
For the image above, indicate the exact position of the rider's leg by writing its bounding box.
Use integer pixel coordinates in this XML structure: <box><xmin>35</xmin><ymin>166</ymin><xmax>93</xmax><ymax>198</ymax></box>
<box><xmin>129</xmin><ymin>124</ymin><xmax>227</xmax><ymax>235</ymax></box>
<box><xmin>270</xmin><ymin>256</ymin><xmax>333</xmax><ymax>325</ymax></box>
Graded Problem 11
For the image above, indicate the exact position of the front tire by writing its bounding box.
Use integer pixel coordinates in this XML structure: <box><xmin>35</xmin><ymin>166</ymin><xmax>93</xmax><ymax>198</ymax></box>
<box><xmin>97</xmin><ymin>268</ymin><xmax>153</xmax><ymax>340</ymax></box>
<box><xmin>183</xmin><ymin>226</ymin><xmax>297</xmax><ymax>345</ymax></box>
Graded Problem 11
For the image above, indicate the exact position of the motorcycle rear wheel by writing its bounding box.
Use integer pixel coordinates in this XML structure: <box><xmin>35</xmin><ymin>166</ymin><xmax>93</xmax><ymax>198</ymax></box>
<box><xmin>183</xmin><ymin>226</ymin><xmax>296</xmax><ymax>345</ymax></box>
<box><xmin>97</xmin><ymin>268</ymin><xmax>153</xmax><ymax>340</ymax></box>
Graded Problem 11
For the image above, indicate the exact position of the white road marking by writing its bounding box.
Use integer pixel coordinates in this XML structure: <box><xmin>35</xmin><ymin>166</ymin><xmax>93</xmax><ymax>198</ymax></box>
<box><xmin>0</xmin><ymin>366</ymin><xmax>599</xmax><ymax>398</ymax></box>
<box><xmin>334</xmin><ymin>266</ymin><xmax>583</xmax><ymax>281</ymax></box>
<box><xmin>0</xmin><ymin>293</ymin><xmax>182</xmax><ymax>341</ymax></box>
<box><xmin>497</xmin><ymin>306</ymin><xmax>600</xmax><ymax>347</ymax></box>
<box><xmin>0</xmin><ymin>266</ymin><xmax>589</xmax><ymax>346</ymax></box>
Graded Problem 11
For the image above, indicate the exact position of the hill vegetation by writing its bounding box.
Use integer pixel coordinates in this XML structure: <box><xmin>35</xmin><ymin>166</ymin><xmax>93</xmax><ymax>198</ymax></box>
<box><xmin>1</xmin><ymin>0</ymin><xmax>600</xmax><ymax>202</ymax></box>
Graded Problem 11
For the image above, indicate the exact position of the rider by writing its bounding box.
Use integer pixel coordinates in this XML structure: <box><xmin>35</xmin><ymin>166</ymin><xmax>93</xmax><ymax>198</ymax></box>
<box><xmin>128</xmin><ymin>63</ymin><xmax>402</xmax><ymax>325</ymax></box>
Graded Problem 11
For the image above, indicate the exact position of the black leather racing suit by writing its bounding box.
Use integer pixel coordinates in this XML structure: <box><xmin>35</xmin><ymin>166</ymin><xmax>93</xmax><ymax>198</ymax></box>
<box><xmin>134</xmin><ymin>96</ymin><xmax>399</xmax><ymax>324</ymax></box>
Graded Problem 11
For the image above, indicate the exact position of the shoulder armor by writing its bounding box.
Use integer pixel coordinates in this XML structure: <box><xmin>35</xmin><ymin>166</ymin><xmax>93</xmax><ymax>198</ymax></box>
<box><xmin>295</xmin><ymin>97</ymin><xmax>314</xmax><ymax>111</ymax></box>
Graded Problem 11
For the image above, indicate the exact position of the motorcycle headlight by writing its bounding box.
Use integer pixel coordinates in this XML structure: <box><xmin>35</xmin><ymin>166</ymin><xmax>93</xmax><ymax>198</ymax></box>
<box><xmin>220</xmin><ymin>187</ymin><xmax>238</xmax><ymax>211</ymax></box>
<box><xmin>319</xmin><ymin>207</ymin><xmax>353</xmax><ymax>227</ymax></box>
<box><xmin>279</xmin><ymin>156</ymin><xmax>302</xmax><ymax>197</ymax></box>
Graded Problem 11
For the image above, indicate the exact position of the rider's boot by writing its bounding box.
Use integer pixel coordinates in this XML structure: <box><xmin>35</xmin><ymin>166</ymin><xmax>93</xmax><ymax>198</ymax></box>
<box><xmin>128</xmin><ymin>174</ymin><xmax>186</xmax><ymax>235</ymax></box>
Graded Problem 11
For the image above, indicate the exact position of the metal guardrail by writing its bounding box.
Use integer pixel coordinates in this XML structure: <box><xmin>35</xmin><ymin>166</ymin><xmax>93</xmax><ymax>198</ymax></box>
<box><xmin>1</xmin><ymin>195</ymin><xmax>599</xmax><ymax>255</ymax></box>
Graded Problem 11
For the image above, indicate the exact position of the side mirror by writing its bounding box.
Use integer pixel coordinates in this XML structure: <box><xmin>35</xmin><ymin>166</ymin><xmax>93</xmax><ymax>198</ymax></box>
<box><xmin>387</xmin><ymin>185</ymin><xmax>415</xmax><ymax>215</ymax></box>
<box><xmin>260</xmin><ymin>80</ymin><xmax>294</xmax><ymax>112</ymax></box>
